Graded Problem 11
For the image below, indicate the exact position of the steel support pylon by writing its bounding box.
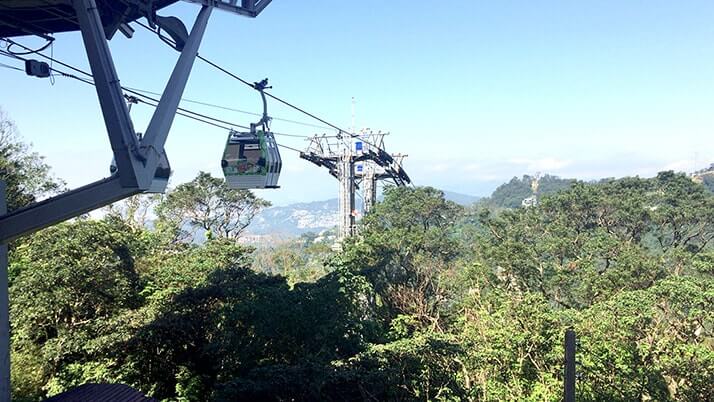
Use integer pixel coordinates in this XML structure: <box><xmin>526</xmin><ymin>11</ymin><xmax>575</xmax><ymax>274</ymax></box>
<box><xmin>363</xmin><ymin>165</ymin><xmax>377</xmax><ymax>214</ymax></box>
<box><xmin>0</xmin><ymin>3</ymin><xmax>212</xmax><ymax>244</ymax></box>
<box><xmin>0</xmin><ymin>0</ymin><xmax>276</xmax><ymax>396</ymax></box>
<box><xmin>338</xmin><ymin>154</ymin><xmax>356</xmax><ymax>241</ymax></box>
<box><xmin>0</xmin><ymin>4</ymin><xmax>212</xmax><ymax>398</ymax></box>
<box><xmin>300</xmin><ymin>130</ymin><xmax>410</xmax><ymax>246</ymax></box>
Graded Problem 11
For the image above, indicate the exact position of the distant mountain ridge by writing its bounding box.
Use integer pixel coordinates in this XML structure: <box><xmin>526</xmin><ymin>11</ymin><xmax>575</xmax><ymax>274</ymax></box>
<box><xmin>247</xmin><ymin>190</ymin><xmax>480</xmax><ymax>236</ymax></box>
<box><xmin>442</xmin><ymin>190</ymin><xmax>481</xmax><ymax>206</ymax></box>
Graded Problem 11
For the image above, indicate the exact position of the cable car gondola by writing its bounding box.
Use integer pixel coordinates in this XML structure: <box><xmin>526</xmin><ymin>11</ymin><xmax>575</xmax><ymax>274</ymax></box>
<box><xmin>221</xmin><ymin>129</ymin><xmax>281</xmax><ymax>189</ymax></box>
<box><xmin>221</xmin><ymin>79</ymin><xmax>282</xmax><ymax>189</ymax></box>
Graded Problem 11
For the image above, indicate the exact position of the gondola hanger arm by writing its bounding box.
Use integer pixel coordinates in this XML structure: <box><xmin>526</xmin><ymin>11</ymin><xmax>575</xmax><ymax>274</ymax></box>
<box><xmin>250</xmin><ymin>78</ymin><xmax>271</xmax><ymax>133</ymax></box>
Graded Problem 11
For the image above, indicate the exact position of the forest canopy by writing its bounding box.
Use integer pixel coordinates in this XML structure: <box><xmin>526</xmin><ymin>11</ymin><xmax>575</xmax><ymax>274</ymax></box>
<box><xmin>1</xmin><ymin>112</ymin><xmax>712</xmax><ymax>401</ymax></box>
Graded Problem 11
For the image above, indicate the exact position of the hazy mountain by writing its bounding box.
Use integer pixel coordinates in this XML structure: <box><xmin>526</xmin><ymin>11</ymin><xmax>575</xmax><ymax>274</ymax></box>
<box><xmin>247</xmin><ymin>190</ymin><xmax>480</xmax><ymax>236</ymax></box>
<box><xmin>442</xmin><ymin>190</ymin><xmax>481</xmax><ymax>206</ymax></box>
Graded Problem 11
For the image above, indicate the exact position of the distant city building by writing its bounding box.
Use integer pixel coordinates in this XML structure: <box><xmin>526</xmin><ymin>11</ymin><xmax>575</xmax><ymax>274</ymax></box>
<box><xmin>521</xmin><ymin>195</ymin><xmax>538</xmax><ymax>208</ymax></box>
<box><xmin>691</xmin><ymin>162</ymin><xmax>714</xmax><ymax>184</ymax></box>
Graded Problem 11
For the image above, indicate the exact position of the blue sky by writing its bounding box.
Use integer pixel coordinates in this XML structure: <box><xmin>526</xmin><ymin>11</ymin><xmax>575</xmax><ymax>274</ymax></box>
<box><xmin>1</xmin><ymin>0</ymin><xmax>713</xmax><ymax>205</ymax></box>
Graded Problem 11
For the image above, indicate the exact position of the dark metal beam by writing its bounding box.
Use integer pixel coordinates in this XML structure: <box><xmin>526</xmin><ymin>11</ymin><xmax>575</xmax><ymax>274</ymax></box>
<box><xmin>73</xmin><ymin>0</ymin><xmax>149</xmax><ymax>189</ymax></box>
<box><xmin>182</xmin><ymin>0</ymin><xmax>272</xmax><ymax>17</ymax></box>
<box><xmin>0</xmin><ymin>177</ymin><xmax>139</xmax><ymax>244</ymax></box>
<box><xmin>0</xmin><ymin>1</ymin><xmax>273</xmax><ymax>396</ymax></box>
<box><xmin>0</xmin><ymin>2</ymin><xmax>216</xmax><ymax>245</ymax></box>
<box><xmin>564</xmin><ymin>328</ymin><xmax>576</xmax><ymax>402</ymax></box>
<box><xmin>253</xmin><ymin>0</ymin><xmax>273</xmax><ymax>15</ymax></box>
<box><xmin>140</xmin><ymin>5</ymin><xmax>212</xmax><ymax>179</ymax></box>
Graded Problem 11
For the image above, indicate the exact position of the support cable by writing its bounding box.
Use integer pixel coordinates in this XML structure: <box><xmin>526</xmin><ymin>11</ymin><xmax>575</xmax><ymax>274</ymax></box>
<box><xmin>4</xmin><ymin>38</ymin><xmax>53</xmax><ymax>55</ymax></box>
<box><xmin>2</xmin><ymin>38</ymin><xmax>336</xmax><ymax>132</ymax></box>
<box><xmin>2</xmin><ymin>38</ymin><xmax>92</xmax><ymax>78</ymax></box>
<box><xmin>134</xmin><ymin>21</ymin><xmax>356</xmax><ymax>137</ymax></box>
<box><xmin>1</xmin><ymin>37</ymin><xmax>410</xmax><ymax>181</ymax></box>
<box><xmin>197</xmin><ymin>54</ymin><xmax>353</xmax><ymax>135</ymax></box>
<box><xmin>122</xmin><ymin>86</ymin><xmax>332</xmax><ymax>130</ymax></box>
<box><xmin>0</xmin><ymin>61</ymin><xmax>22</xmax><ymax>72</ymax></box>
<box><xmin>0</xmin><ymin>50</ymin><xmax>311</xmax><ymax>153</ymax></box>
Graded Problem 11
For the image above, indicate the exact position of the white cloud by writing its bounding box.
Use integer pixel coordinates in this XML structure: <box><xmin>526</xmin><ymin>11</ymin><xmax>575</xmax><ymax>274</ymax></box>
<box><xmin>507</xmin><ymin>157</ymin><xmax>572</xmax><ymax>172</ymax></box>
<box><xmin>463</xmin><ymin>163</ymin><xmax>481</xmax><ymax>172</ymax></box>
<box><xmin>662</xmin><ymin>159</ymin><xmax>694</xmax><ymax>173</ymax></box>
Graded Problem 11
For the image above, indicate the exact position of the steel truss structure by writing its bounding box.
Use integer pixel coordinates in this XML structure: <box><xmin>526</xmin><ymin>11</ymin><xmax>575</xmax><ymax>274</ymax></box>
<box><xmin>300</xmin><ymin>130</ymin><xmax>410</xmax><ymax>242</ymax></box>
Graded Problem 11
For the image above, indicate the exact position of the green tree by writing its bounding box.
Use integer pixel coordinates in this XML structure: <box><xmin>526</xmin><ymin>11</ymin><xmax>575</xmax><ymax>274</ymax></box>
<box><xmin>156</xmin><ymin>171</ymin><xmax>270</xmax><ymax>242</ymax></box>
<box><xmin>649</xmin><ymin>171</ymin><xmax>714</xmax><ymax>254</ymax></box>
<box><xmin>10</xmin><ymin>219</ymin><xmax>145</xmax><ymax>399</ymax></box>
<box><xmin>466</xmin><ymin>172</ymin><xmax>714</xmax><ymax>400</ymax></box>
<box><xmin>251</xmin><ymin>236</ymin><xmax>333</xmax><ymax>285</ymax></box>
<box><xmin>577</xmin><ymin>277</ymin><xmax>714</xmax><ymax>401</ymax></box>
<box><xmin>476</xmin><ymin>173</ymin><xmax>714</xmax><ymax>309</ymax></box>
<box><xmin>457</xmin><ymin>288</ymin><xmax>564</xmax><ymax>401</ymax></box>
<box><xmin>9</xmin><ymin>168</ymin><xmax>714</xmax><ymax>402</ymax></box>
<box><xmin>701</xmin><ymin>174</ymin><xmax>714</xmax><ymax>193</ymax></box>
<box><xmin>105</xmin><ymin>193</ymin><xmax>163</xmax><ymax>231</ymax></box>
<box><xmin>123</xmin><ymin>260</ymin><xmax>375</xmax><ymax>400</ymax></box>
<box><xmin>343</xmin><ymin>186</ymin><xmax>464</xmax><ymax>326</ymax></box>
<box><xmin>0</xmin><ymin>107</ymin><xmax>64</xmax><ymax>212</ymax></box>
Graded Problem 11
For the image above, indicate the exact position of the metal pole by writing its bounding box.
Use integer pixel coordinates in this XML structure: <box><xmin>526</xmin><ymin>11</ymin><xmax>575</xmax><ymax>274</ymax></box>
<box><xmin>140</xmin><ymin>5</ymin><xmax>212</xmax><ymax>178</ymax></box>
<box><xmin>0</xmin><ymin>181</ymin><xmax>10</xmax><ymax>402</ymax></box>
<box><xmin>564</xmin><ymin>328</ymin><xmax>576</xmax><ymax>402</ymax></box>
<box><xmin>348</xmin><ymin>157</ymin><xmax>355</xmax><ymax>236</ymax></box>
<box><xmin>338</xmin><ymin>155</ymin><xmax>350</xmax><ymax>241</ymax></box>
<box><xmin>72</xmin><ymin>0</ymin><xmax>146</xmax><ymax>189</ymax></box>
<box><xmin>0</xmin><ymin>176</ymin><xmax>138</xmax><ymax>244</ymax></box>
<box><xmin>363</xmin><ymin>166</ymin><xmax>377</xmax><ymax>214</ymax></box>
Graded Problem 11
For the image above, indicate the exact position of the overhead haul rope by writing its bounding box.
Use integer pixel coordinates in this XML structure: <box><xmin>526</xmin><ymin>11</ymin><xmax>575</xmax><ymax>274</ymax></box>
<box><xmin>0</xmin><ymin>51</ymin><xmax>310</xmax><ymax>153</ymax></box>
<box><xmin>133</xmin><ymin>21</ymin><xmax>360</xmax><ymax>138</ymax></box>
<box><xmin>122</xmin><ymin>86</ymin><xmax>333</xmax><ymax>130</ymax></box>
<box><xmin>0</xmin><ymin>38</ymin><xmax>335</xmax><ymax>134</ymax></box>
<box><xmin>1</xmin><ymin>12</ymin><xmax>387</xmax><ymax>151</ymax></box>
<box><xmin>1</xmin><ymin>34</ymin><xmax>411</xmax><ymax>185</ymax></box>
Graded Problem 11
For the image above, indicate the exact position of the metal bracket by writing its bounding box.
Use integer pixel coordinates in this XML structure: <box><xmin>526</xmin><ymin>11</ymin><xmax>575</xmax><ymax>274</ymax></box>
<box><xmin>155</xmin><ymin>15</ymin><xmax>189</xmax><ymax>51</ymax></box>
<box><xmin>139</xmin><ymin>5</ymin><xmax>212</xmax><ymax>178</ymax></box>
<box><xmin>73</xmin><ymin>0</ymin><xmax>148</xmax><ymax>188</ymax></box>
<box><xmin>0</xmin><ymin>2</ymin><xmax>212</xmax><ymax>243</ymax></box>
<box><xmin>182</xmin><ymin>0</ymin><xmax>273</xmax><ymax>18</ymax></box>
<box><xmin>0</xmin><ymin>177</ymin><xmax>139</xmax><ymax>243</ymax></box>
<box><xmin>250</xmin><ymin>78</ymin><xmax>271</xmax><ymax>133</ymax></box>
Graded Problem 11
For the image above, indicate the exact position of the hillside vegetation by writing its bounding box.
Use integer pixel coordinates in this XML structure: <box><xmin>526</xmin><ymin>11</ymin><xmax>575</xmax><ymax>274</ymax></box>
<box><xmin>485</xmin><ymin>174</ymin><xmax>575</xmax><ymax>209</ymax></box>
<box><xmin>8</xmin><ymin>176</ymin><xmax>714</xmax><ymax>401</ymax></box>
<box><xmin>2</xmin><ymin>113</ymin><xmax>712</xmax><ymax>401</ymax></box>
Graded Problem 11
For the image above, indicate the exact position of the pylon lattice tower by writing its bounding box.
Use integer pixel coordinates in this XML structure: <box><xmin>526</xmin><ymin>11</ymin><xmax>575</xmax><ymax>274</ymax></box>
<box><xmin>300</xmin><ymin>129</ymin><xmax>410</xmax><ymax>242</ymax></box>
